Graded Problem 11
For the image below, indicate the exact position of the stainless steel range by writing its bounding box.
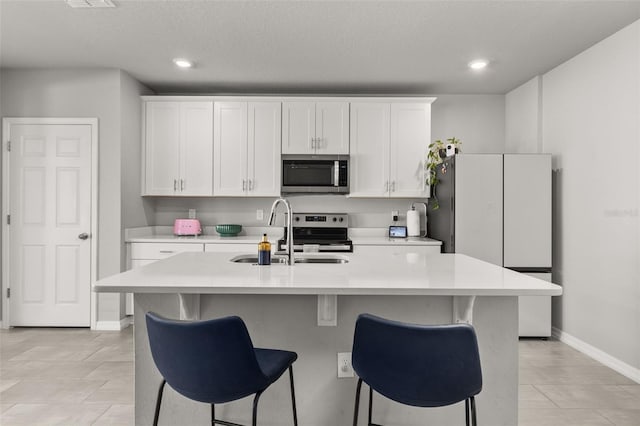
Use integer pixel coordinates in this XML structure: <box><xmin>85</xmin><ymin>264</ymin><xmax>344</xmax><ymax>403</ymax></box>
<box><xmin>277</xmin><ymin>213</ymin><xmax>353</xmax><ymax>253</ymax></box>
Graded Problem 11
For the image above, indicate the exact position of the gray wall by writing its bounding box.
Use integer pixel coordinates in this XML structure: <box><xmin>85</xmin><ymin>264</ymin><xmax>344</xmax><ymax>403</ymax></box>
<box><xmin>0</xmin><ymin>68</ymin><xmax>153</xmax><ymax>324</ymax></box>
<box><xmin>506</xmin><ymin>20</ymin><xmax>640</xmax><ymax>373</ymax></box>
<box><xmin>505</xmin><ymin>77</ymin><xmax>542</xmax><ymax>154</ymax></box>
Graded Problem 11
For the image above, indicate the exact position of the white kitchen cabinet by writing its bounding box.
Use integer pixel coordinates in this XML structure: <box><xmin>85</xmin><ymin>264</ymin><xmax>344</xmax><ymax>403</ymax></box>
<box><xmin>129</xmin><ymin>242</ymin><xmax>205</xmax><ymax>260</ymax></box>
<box><xmin>214</xmin><ymin>101</ymin><xmax>281</xmax><ymax>197</ymax></box>
<box><xmin>350</xmin><ymin>100</ymin><xmax>433</xmax><ymax>198</ymax></box>
<box><xmin>143</xmin><ymin>101</ymin><xmax>213</xmax><ymax>196</ymax></box>
<box><xmin>126</xmin><ymin>242</ymin><xmax>205</xmax><ymax>314</ymax></box>
<box><xmin>282</xmin><ymin>101</ymin><xmax>349</xmax><ymax>154</ymax></box>
<box><xmin>205</xmin><ymin>243</ymin><xmax>255</xmax><ymax>253</ymax></box>
<box><xmin>389</xmin><ymin>103</ymin><xmax>431</xmax><ymax>197</ymax></box>
<box><xmin>349</xmin><ymin>102</ymin><xmax>390</xmax><ymax>197</ymax></box>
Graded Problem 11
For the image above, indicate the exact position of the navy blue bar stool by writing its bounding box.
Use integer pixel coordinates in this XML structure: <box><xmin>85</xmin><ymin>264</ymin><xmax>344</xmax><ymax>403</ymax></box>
<box><xmin>351</xmin><ymin>313</ymin><xmax>482</xmax><ymax>426</ymax></box>
<box><xmin>145</xmin><ymin>312</ymin><xmax>298</xmax><ymax>426</ymax></box>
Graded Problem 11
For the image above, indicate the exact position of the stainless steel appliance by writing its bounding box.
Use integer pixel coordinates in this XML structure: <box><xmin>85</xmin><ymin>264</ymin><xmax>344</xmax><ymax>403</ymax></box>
<box><xmin>428</xmin><ymin>154</ymin><xmax>552</xmax><ymax>337</ymax></box>
<box><xmin>277</xmin><ymin>213</ymin><xmax>353</xmax><ymax>252</ymax></box>
<box><xmin>281</xmin><ymin>155</ymin><xmax>349</xmax><ymax>194</ymax></box>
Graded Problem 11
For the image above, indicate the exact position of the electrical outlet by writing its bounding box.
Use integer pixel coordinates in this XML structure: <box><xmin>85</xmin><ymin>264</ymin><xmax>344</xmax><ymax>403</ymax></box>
<box><xmin>392</xmin><ymin>210</ymin><xmax>399</xmax><ymax>222</ymax></box>
<box><xmin>256</xmin><ymin>209</ymin><xmax>264</xmax><ymax>220</ymax></box>
<box><xmin>188</xmin><ymin>209</ymin><xmax>196</xmax><ymax>219</ymax></box>
<box><xmin>337</xmin><ymin>352</ymin><xmax>354</xmax><ymax>378</ymax></box>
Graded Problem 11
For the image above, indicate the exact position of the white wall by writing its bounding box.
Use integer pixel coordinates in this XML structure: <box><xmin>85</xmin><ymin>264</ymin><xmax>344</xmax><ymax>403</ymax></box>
<box><xmin>507</xmin><ymin>21</ymin><xmax>640</xmax><ymax>374</ymax></box>
<box><xmin>120</xmin><ymin>72</ymin><xmax>154</xmax><ymax>250</ymax></box>
<box><xmin>432</xmin><ymin>94</ymin><xmax>505</xmax><ymax>153</ymax></box>
<box><xmin>505</xmin><ymin>77</ymin><xmax>541</xmax><ymax>153</ymax></box>
<box><xmin>0</xmin><ymin>68</ymin><xmax>153</xmax><ymax>325</ymax></box>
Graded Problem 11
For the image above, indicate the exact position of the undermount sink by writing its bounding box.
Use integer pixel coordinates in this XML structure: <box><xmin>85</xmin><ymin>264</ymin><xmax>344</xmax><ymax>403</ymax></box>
<box><xmin>229</xmin><ymin>254</ymin><xmax>349</xmax><ymax>264</ymax></box>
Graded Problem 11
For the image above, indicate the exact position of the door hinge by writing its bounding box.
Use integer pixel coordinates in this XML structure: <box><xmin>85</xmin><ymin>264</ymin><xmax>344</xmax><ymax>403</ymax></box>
<box><xmin>6</xmin><ymin>288</ymin><xmax>10</xmax><ymax>298</ymax></box>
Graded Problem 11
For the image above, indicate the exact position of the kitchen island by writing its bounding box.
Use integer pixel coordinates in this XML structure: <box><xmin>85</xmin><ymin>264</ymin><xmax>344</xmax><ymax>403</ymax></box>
<box><xmin>94</xmin><ymin>250</ymin><xmax>561</xmax><ymax>426</ymax></box>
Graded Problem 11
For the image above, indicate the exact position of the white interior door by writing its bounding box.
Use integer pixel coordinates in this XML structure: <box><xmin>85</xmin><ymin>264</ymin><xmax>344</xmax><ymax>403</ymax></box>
<box><xmin>8</xmin><ymin>123</ymin><xmax>92</xmax><ymax>326</ymax></box>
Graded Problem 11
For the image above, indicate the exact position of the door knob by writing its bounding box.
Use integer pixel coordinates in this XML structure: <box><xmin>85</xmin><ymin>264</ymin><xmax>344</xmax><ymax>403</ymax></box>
<box><xmin>78</xmin><ymin>233</ymin><xmax>89</xmax><ymax>240</ymax></box>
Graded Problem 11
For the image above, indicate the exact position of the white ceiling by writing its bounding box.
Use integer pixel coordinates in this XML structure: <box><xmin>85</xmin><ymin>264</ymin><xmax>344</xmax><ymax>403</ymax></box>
<box><xmin>2</xmin><ymin>1</ymin><xmax>640</xmax><ymax>94</ymax></box>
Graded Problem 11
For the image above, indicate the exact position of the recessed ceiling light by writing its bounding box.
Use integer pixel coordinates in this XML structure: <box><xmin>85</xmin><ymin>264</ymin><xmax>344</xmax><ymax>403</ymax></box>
<box><xmin>66</xmin><ymin>0</ymin><xmax>115</xmax><ymax>8</ymax></box>
<box><xmin>173</xmin><ymin>58</ymin><xmax>193</xmax><ymax>69</ymax></box>
<box><xmin>468</xmin><ymin>59</ymin><xmax>489</xmax><ymax>70</ymax></box>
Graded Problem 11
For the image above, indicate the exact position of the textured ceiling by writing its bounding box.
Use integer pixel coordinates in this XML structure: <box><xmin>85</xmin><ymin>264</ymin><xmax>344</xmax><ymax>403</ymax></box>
<box><xmin>2</xmin><ymin>1</ymin><xmax>640</xmax><ymax>94</ymax></box>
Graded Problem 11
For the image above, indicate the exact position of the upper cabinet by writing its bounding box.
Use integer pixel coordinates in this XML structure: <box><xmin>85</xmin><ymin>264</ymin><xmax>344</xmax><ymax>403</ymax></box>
<box><xmin>214</xmin><ymin>101</ymin><xmax>281</xmax><ymax>197</ymax></box>
<box><xmin>349</xmin><ymin>100</ymin><xmax>434</xmax><ymax>198</ymax></box>
<box><xmin>282</xmin><ymin>100</ymin><xmax>349</xmax><ymax>154</ymax></box>
<box><xmin>143</xmin><ymin>100</ymin><xmax>213</xmax><ymax>196</ymax></box>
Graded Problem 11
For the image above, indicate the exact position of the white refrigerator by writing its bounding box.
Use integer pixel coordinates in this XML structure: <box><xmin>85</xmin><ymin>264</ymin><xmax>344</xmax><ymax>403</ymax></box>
<box><xmin>427</xmin><ymin>154</ymin><xmax>552</xmax><ymax>337</ymax></box>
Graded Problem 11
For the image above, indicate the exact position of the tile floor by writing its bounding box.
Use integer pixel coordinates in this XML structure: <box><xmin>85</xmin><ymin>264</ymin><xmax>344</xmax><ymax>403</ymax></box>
<box><xmin>518</xmin><ymin>339</ymin><xmax>640</xmax><ymax>426</ymax></box>
<box><xmin>1</xmin><ymin>327</ymin><xmax>639</xmax><ymax>425</ymax></box>
<box><xmin>0</xmin><ymin>327</ymin><xmax>133</xmax><ymax>425</ymax></box>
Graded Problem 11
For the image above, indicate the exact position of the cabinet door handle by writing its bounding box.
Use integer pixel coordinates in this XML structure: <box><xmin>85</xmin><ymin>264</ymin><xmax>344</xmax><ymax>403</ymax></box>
<box><xmin>242</xmin><ymin>179</ymin><xmax>246</xmax><ymax>191</ymax></box>
<box><xmin>248</xmin><ymin>179</ymin><xmax>253</xmax><ymax>191</ymax></box>
<box><xmin>174</xmin><ymin>179</ymin><xmax>177</xmax><ymax>191</ymax></box>
<box><xmin>180</xmin><ymin>179</ymin><xmax>184</xmax><ymax>191</ymax></box>
<box><xmin>391</xmin><ymin>181</ymin><xmax>396</xmax><ymax>192</ymax></box>
<box><xmin>159</xmin><ymin>250</ymin><xmax>174</xmax><ymax>254</ymax></box>
<box><xmin>385</xmin><ymin>181</ymin><xmax>389</xmax><ymax>192</ymax></box>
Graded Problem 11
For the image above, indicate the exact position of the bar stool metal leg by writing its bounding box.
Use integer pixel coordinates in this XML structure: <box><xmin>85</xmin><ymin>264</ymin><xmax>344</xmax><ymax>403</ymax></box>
<box><xmin>153</xmin><ymin>379</ymin><xmax>166</xmax><ymax>426</ymax></box>
<box><xmin>289</xmin><ymin>366</ymin><xmax>298</xmax><ymax>426</ymax></box>
<box><xmin>368</xmin><ymin>387</ymin><xmax>373</xmax><ymax>425</ymax></box>
<box><xmin>251</xmin><ymin>390</ymin><xmax>264</xmax><ymax>426</ymax></box>
<box><xmin>465</xmin><ymin>398</ymin><xmax>470</xmax><ymax>426</ymax></box>
<box><xmin>470</xmin><ymin>396</ymin><xmax>477</xmax><ymax>426</ymax></box>
<box><xmin>353</xmin><ymin>378</ymin><xmax>363</xmax><ymax>426</ymax></box>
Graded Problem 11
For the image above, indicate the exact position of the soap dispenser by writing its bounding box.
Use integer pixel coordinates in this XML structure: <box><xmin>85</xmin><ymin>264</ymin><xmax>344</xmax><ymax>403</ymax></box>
<box><xmin>258</xmin><ymin>234</ymin><xmax>271</xmax><ymax>265</ymax></box>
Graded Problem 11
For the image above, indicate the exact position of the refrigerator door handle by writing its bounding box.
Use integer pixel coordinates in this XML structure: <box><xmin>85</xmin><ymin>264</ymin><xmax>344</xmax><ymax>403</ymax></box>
<box><xmin>506</xmin><ymin>267</ymin><xmax>552</xmax><ymax>273</ymax></box>
<box><xmin>449</xmin><ymin>194</ymin><xmax>455</xmax><ymax>251</ymax></box>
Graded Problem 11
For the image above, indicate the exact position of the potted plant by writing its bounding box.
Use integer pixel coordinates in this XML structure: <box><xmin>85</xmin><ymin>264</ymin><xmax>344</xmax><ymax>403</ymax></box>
<box><xmin>426</xmin><ymin>137</ymin><xmax>462</xmax><ymax>210</ymax></box>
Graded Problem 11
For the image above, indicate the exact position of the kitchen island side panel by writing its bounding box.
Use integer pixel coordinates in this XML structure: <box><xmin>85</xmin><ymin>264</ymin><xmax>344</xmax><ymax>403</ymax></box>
<box><xmin>134</xmin><ymin>293</ymin><xmax>517</xmax><ymax>426</ymax></box>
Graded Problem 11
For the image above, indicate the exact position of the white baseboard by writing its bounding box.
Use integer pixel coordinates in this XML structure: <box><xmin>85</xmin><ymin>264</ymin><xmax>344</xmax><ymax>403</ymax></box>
<box><xmin>552</xmin><ymin>326</ymin><xmax>640</xmax><ymax>384</ymax></box>
<box><xmin>94</xmin><ymin>316</ymin><xmax>132</xmax><ymax>331</ymax></box>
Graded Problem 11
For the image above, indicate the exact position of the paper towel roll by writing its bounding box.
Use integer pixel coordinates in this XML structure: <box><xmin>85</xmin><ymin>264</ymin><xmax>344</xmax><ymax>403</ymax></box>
<box><xmin>407</xmin><ymin>209</ymin><xmax>420</xmax><ymax>237</ymax></box>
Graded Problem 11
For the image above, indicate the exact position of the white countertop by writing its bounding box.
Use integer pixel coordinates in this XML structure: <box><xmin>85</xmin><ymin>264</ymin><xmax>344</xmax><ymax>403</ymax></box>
<box><xmin>125</xmin><ymin>227</ymin><xmax>442</xmax><ymax>246</ymax></box>
<box><xmin>94</xmin><ymin>251</ymin><xmax>561</xmax><ymax>297</ymax></box>
<box><xmin>350</xmin><ymin>236</ymin><xmax>441</xmax><ymax>246</ymax></box>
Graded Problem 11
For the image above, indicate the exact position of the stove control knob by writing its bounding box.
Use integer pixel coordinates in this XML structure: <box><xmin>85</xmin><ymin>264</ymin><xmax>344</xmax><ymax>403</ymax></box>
<box><xmin>339</xmin><ymin>217</ymin><xmax>344</xmax><ymax>222</ymax></box>
<box><xmin>295</xmin><ymin>217</ymin><xmax>300</xmax><ymax>222</ymax></box>
<box><xmin>332</xmin><ymin>217</ymin><xmax>337</xmax><ymax>222</ymax></box>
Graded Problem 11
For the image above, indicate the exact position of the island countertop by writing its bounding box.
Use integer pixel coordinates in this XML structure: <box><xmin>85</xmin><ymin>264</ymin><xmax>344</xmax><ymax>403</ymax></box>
<box><xmin>94</xmin><ymin>251</ymin><xmax>562</xmax><ymax>297</ymax></box>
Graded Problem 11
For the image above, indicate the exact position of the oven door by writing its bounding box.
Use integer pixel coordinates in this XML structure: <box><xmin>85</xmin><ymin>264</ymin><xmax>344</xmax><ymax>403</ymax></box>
<box><xmin>281</xmin><ymin>155</ymin><xmax>349</xmax><ymax>193</ymax></box>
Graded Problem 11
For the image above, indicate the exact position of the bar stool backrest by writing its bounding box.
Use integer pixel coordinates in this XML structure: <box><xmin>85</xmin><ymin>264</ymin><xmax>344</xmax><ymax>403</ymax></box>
<box><xmin>146</xmin><ymin>312</ymin><xmax>269</xmax><ymax>404</ymax></box>
<box><xmin>351</xmin><ymin>313</ymin><xmax>483</xmax><ymax>407</ymax></box>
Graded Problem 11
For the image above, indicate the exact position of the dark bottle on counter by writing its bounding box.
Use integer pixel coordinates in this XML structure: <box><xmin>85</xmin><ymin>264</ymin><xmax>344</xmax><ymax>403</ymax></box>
<box><xmin>258</xmin><ymin>234</ymin><xmax>271</xmax><ymax>265</ymax></box>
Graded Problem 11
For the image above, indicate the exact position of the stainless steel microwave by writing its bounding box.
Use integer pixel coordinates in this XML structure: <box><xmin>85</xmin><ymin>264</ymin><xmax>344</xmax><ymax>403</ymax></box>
<box><xmin>281</xmin><ymin>154</ymin><xmax>349</xmax><ymax>194</ymax></box>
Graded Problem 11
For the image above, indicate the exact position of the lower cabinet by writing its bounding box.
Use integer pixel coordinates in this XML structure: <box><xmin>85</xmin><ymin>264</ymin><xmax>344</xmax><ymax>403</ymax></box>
<box><xmin>126</xmin><ymin>242</ymin><xmax>205</xmax><ymax>315</ymax></box>
<box><xmin>205</xmin><ymin>243</ymin><xmax>255</xmax><ymax>253</ymax></box>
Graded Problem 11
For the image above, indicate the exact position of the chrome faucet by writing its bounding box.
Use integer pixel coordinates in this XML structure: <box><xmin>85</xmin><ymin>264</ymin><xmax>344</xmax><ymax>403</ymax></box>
<box><xmin>268</xmin><ymin>198</ymin><xmax>294</xmax><ymax>265</ymax></box>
